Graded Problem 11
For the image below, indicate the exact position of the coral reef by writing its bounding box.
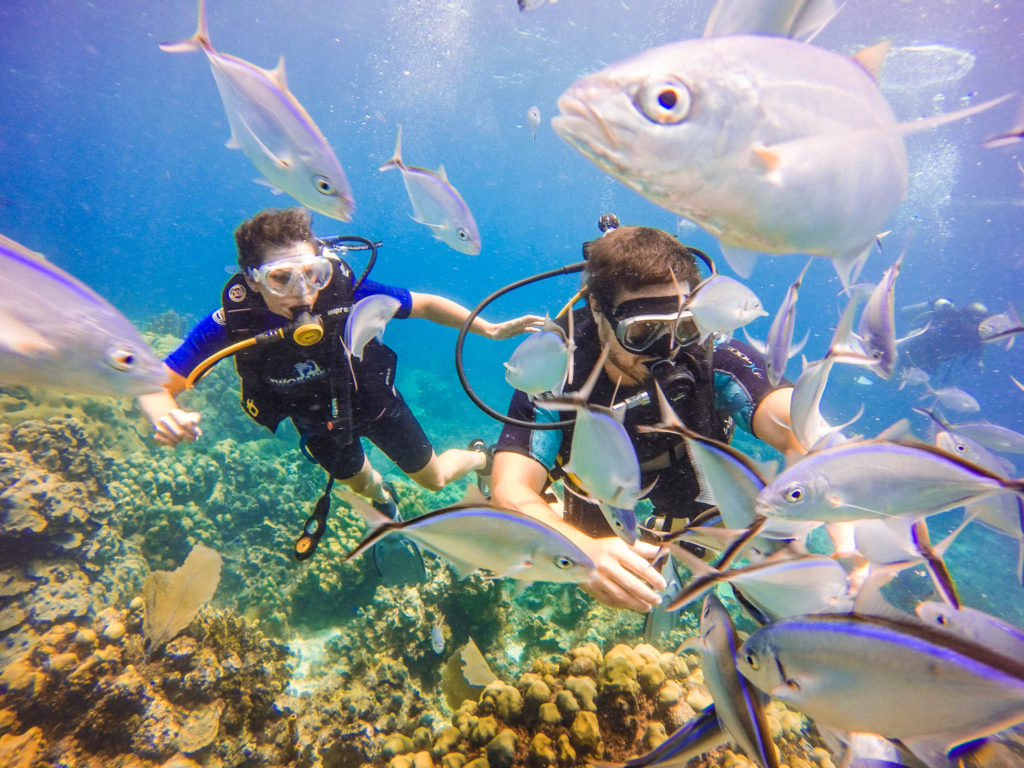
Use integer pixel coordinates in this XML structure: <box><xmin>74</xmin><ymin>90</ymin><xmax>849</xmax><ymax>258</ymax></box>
<box><xmin>362</xmin><ymin>640</ymin><xmax>830</xmax><ymax>768</ymax></box>
<box><xmin>0</xmin><ymin>604</ymin><xmax>297</xmax><ymax>766</ymax></box>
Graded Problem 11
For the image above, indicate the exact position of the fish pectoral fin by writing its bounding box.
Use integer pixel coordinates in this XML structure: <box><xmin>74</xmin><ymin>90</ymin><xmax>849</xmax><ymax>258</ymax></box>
<box><xmin>254</xmin><ymin>178</ymin><xmax>285</xmax><ymax>194</ymax></box>
<box><xmin>717</xmin><ymin>243</ymin><xmax>761</xmax><ymax>279</ymax></box>
<box><xmin>751</xmin><ymin>144</ymin><xmax>782</xmax><ymax>172</ymax></box>
<box><xmin>499</xmin><ymin>561</ymin><xmax>533</xmax><ymax>579</ymax></box>
<box><xmin>832</xmin><ymin>244</ymin><xmax>872</xmax><ymax>292</ymax></box>
<box><xmin>234</xmin><ymin>109</ymin><xmax>293</xmax><ymax>169</ymax></box>
<box><xmin>0</xmin><ymin>311</ymin><xmax>56</xmax><ymax>356</ymax></box>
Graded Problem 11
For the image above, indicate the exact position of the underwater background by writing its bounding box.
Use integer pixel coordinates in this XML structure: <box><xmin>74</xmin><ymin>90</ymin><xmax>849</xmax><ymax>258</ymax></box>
<box><xmin>2</xmin><ymin>0</ymin><xmax>1024</xmax><ymax>766</ymax></box>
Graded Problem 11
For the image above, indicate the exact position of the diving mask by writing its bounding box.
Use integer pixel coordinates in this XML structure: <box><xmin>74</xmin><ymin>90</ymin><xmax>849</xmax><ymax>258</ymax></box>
<box><xmin>606</xmin><ymin>296</ymin><xmax>699</xmax><ymax>354</ymax></box>
<box><xmin>248</xmin><ymin>250</ymin><xmax>333</xmax><ymax>297</ymax></box>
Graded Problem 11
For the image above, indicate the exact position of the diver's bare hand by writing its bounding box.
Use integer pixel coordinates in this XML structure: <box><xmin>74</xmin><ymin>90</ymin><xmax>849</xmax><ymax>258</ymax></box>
<box><xmin>486</xmin><ymin>314</ymin><xmax>545</xmax><ymax>340</ymax></box>
<box><xmin>154</xmin><ymin>408</ymin><xmax>202</xmax><ymax>446</ymax></box>
<box><xmin>580</xmin><ymin>536</ymin><xmax>667</xmax><ymax>613</ymax></box>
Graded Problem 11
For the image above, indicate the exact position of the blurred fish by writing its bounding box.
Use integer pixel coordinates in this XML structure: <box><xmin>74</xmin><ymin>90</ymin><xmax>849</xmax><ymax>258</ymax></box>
<box><xmin>341</xmin><ymin>489</ymin><xmax>594</xmax><ymax>583</ymax></box>
<box><xmin>982</xmin><ymin>97</ymin><xmax>1024</xmax><ymax>149</ymax></box>
<box><xmin>920</xmin><ymin>385</ymin><xmax>980</xmax><ymax>413</ymax></box>
<box><xmin>915</xmin><ymin>602</ymin><xmax>1024</xmax><ymax>665</ymax></box>
<box><xmin>857</xmin><ymin>252</ymin><xmax>903</xmax><ymax>379</ymax></box>
<box><xmin>736</xmin><ymin>613</ymin><xmax>1024</xmax><ymax>763</ymax></box>
<box><xmin>684</xmin><ymin>275</ymin><xmax>767</xmax><ymax>342</ymax></box>
<box><xmin>0</xmin><ymin>233</ymin><xmax>166</xmax><ymax>397</ymax></box>
<box><xmin>764</xmin><ymin>260</ymin><xmax>811</xmax><ymax>386</ymax></box>
<box><xmin>518</xmin><ymin>0</ymin><xmax>556</xmax><ymax>11</ymax></box>
<box><xmin>527</xmin><ymin>105</ymin><xmax>541</xmax><ymax>140</ymax></box>
<box><xmin>379</xmin><ymin>126</ymin><xmax>481</xmax><ymax>255</ymax></box>
<box><xmin>916</xmin><ymin>407</ymin><xmax>1024</xmax><ymax>455</ymax></box>
<box><xmin>756</xmin><ymin>438</ymin><xmax>1024</xmax><ymax>523</ymax></box>
<box><xmin>430</xmin><ymin>620</ymin><xmax>445</xmax><ymax>654</ymax></box>
<box><xmin>552</xmin><ymin>35</ymin><xmax>1008</xmax><ymax>286</ymax></box>
<box><xmin>589</xmin><ymin>704</ymin><xmax>727</xmax><ymax>767</ymax></box>
<box><xmin>642</xmin><ymin>553</ymin><xmax>685</xmax><ymax>647</ymax></box>
<box><xmin>160</xmin><ymin>0</ymin><xmax>354</xmax><ymax>220</ymax></box>
<box><xmin>685</xmin><ymin>594</ymin><xmax>779</xmax><ymax>768</ymax></box>
<box><xmin>504</xmin><ymin>314</ymin><xmax>571</xmax><ymax>398</ymax></box>
<box><xmin>898</xmin><ymin>366</ymin><xmax>930</xmax><ymax>391</ymax></box>
<box><xmin>703</xmin><ymin>0</ymin><xmax>840</xmax><ymax>41</ymax></box>
<box><xmin>979</xmin><ymin>303</ymin><xmax>1023</xmax><ymax>348</ymax></box>
<box><xmin>343</xmin><ymin>295</ymin><xmax>401</xmax><ymax>362</ymax></box>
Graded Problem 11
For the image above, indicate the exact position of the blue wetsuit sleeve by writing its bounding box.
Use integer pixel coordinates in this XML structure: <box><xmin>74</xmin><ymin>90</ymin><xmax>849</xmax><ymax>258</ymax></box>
<box><xmin>712</xmin><ymin>339</ymin><xmax>791</xmax><ymax>435</ymax></box>
<box><xmin>164</xmin><ymin>311</ymin><xmax>231</xmax><ymax>378</ymax></box>
<box><xmin>353</xmin><ymin>277</ymin><xmax>413</xmax><ymax>319</ymax></box>
<box><xmin>496</xmin><ymin>391</ymin><xmax>564</xmax><ymax>471</ymax></box>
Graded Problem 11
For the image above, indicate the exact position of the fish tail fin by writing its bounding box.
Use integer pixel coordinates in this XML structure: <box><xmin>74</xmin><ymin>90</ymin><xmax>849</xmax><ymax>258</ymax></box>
<box><xmin>379</xmin><ymin>125</ymin><xmax>404</xmax><ymax>172</ymax></box>
<box><xmin>159</xmin><ymin>0</ymin><xmax>211</xmax><ymax>53</ymax></box>
<box><xmin>336</xmin><ymin>488</ymin><xmax>401</xmax><ymax>561</ymax></box>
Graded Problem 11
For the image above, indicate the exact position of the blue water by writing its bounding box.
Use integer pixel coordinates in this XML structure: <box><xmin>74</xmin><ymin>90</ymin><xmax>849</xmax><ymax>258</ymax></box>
<box><xmin>3</xmin><ymin>0</ymin><xmax>1024</xmax><ymax>625</ymax></box>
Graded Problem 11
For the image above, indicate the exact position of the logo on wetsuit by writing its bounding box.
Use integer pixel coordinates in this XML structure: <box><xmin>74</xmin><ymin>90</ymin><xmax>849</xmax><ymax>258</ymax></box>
<box><xmin>267</xmin><ymin>360</ymin><xmax>327</xmax><ymax>386</ymax></box>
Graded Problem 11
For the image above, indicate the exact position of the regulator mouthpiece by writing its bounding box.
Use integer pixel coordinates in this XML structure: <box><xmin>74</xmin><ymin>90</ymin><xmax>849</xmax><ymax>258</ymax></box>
<box><xmin>290</xmin><ymin>306</ymin><xmax>324</xmax><ymax>346</ymax></box>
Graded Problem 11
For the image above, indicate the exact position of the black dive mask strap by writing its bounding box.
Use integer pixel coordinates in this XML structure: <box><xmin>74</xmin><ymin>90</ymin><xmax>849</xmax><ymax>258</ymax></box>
<box><xmin>294</xmin><ymin>474</ymin><xmax>334</xmax><ymax>561</ymax></box>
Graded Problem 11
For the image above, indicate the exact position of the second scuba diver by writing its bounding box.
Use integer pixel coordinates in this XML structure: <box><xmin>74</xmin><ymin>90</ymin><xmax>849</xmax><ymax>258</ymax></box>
<box><xmin>137</xmin><ymin>207</ymin><xmax>540</xmax><ymax>578</ymax></box>
<box><xmin>490</xmin><ymin>225</ymin><xmax>804</xmax><ymax>613</ymax></box>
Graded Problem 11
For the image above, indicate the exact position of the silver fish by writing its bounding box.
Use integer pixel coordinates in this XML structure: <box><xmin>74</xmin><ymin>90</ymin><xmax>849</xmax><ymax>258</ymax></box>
<box><xmin>916</xmin><ymin>407</ymin><xmax>1024</xmax><ymax>455</ymax></box>
<box><xmin>684</xmin><ymin>275</ymin><xmax>767</xmax><ymax>342</ymax></box>
<box><xmin>921</xmin><ymin>386</ymin><xmax>981</xmax><ymax>413</ymax></box>
<box><xmin>737</xmin><ymin>613</ymin><xmax>1024</xmax><ymax>759</ymax></box>
<box><xmin>671</xmin><ymin>542</ymin><xmax>851</xmax><ymax>619</ymax></box>
<box><xmin>527</xmin><ymin>106</ymin><xmax>541</xmax><ymax>140</ymax></box>
<box><xmin>543</xmin><ymin>349</ymin><xmax>644</xmax><ymax>542</ymax></box>
<box><xmin>552</xmin><ymin>35</ymin><xmax>1007</xmax><ymax>286</ymax></box>
<box><xmin>0</xmin><ymin>233</ymin><xmax>166</xmax><ymax>397</ymax></box>
<box><xmin>979</xmin><ymin>303</ymin><xmax>1022</xmax><ymax>348</ymax></box>
<box><xmin>344</xmin><ymin>294</ymin><xmax>401</xmax><ymax>362</ymax></box>
<box><xmin>764</xmin><ymin>260</ymin><xmax>811</xmax><ymax>387</ymax></box>
<box><xmin>915</xmin><ymin>602</ymin><xmax>1024</xmax><ymax>665</ymax></box>
<box><xmin>341</xmin><ymin>490</ymin><xmax>594</xmax><ymax>583</ymax></box>
<box><xmin>379</xmin><ymin>126</ymin><xmax>481</xmax><ymax>255</ymax></box>
<box><xmin>936</xmin><ymin>430</ymin><xmax>1024</xmax><ymax>583</ymax></box>
<box><xmin>756</xmin><ymin>438</ymin><xmax>1024</xmax><ymax>523</ymax></box>
<box><xmin>857</xmin><ymin>252</ymin><xmax>903</xmax><ymax>379</ymax></box>
<box><xmin>160</xmin><ymin>0</ymin><xmax>354</xmax><ymax>221</ymax></box>
<box><xmin>430</xmin><ymin>620</ymin><xmax>445</xmax><ymax>655</ymax></box>
<box><xmin>504</xmin><ymin>315</ymin><xmax>571</xmax><ymax>398</ymax></box>
<box><xmin>687</xmin><ymin>593</ymin><xmax>779</xmax><ymax>768</ymax></box>
<box><xmin>703</xmin><ymin>0</ymin><xmax>840</xmax><ymax>41</ymax></box>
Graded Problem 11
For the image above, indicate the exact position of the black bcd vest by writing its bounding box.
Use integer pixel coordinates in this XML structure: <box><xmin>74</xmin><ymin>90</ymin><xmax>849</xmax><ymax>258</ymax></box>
<box><xmin>220</xmin><ymin>260</ymin><xmax>399</xmax><ymax>438</ymax></box>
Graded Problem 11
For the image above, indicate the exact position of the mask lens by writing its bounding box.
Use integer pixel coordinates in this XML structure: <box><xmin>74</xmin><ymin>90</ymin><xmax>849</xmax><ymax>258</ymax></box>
<box><xmin>256</xmin><ymin>254</ymin><xmax>332</xmax><ymax>296</ymax></box>
<box><xmin>265</xmin><ymin>266</ymin><xmax>298</xmax><ymax>295</ymax></box>
<box><xmin>620</xmin><ymin>319</ymin><xmax>664</xmax><ymax>352</ymax></box>
<box><xmin>673</xmin><ymin>313</ymin><xmax>699</xmax><ymax>346</ymax></box>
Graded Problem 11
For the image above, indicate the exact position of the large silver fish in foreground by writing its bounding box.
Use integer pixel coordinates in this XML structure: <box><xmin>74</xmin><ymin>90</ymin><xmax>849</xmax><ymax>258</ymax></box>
<box><xmin>736</xmin><ymin>613</ymin><xmax>1024</xmax><ymax>764</ymax></box>
<box><xmin>552</xmin><ymin>35</ymin><xmax>1007</xmax><ymax>285</ymax></box>
<box><xmin>0</xmin><ymin>233</ymin><xmax>166</xmax><ymax>397</ymax></box>
<box><xmin>160</xmin><ymin>0</ymin><xmax>354</xmax><ymax>221</ymax></box>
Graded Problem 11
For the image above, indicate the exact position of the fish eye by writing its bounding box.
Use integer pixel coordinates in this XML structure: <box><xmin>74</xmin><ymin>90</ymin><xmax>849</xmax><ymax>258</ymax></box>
<box><xmin>555</xmin><ymin>556</ymin><xmax>573</xmax><ymax>570</ymax></box>
<box><xmin>635</xmin><ymin>76</ymin><xmax>692</xmax><ymax>125</ymax></box>
<box><xmin>109</xmin><ymin>349</ymin><xmax>136</xmax><ymax>371</ymax></box>
<box><xmin>314</xmin><ymin>175</ymin><xmax>335</xmax><ymax>195</ymax></box>
<box><xmin>744</xmin><ymin>651</ymin><xmax>759</xmax><ymax>670</ymax></box>
<box><xmin>457</xmin><ymin>228</ymin><xmax>470</xmax><ymax>241</ymax></box>
<box><xmin>784</xmin><ymin>484</ymin><xmax>805</xmax><ymax>503</ymax></box>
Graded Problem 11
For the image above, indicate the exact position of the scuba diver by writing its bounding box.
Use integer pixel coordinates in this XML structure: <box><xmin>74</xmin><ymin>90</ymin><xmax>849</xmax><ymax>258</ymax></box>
<box><xmin>898</xmin><ymin>298</ymin><xmax>989</xmax><ymax>383</ymax></box>
<box><xmin>137</xmin><ymin>207</ymin><xmax>539</xmax><ymax>580</ymax></box>
<box><xmin>487</xmin><ymin>223</ymin><xmax>803</xmax><ymax>613</ymax></box>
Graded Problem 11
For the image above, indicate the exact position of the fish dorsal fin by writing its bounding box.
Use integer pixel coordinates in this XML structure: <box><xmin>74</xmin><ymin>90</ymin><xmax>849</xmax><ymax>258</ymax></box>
<box><xmin>270</xmin><ymin>55</ymin><xmax>287</xmax><ymax>88</ymax></box>
<box><xmin>437</xmin><ymin>164</ymin><xmax>449</xmax><ymax>182</ymax></box>
<box><xmin>876</xmin><ymin>418</ymin><xmax>913</xmax><ymax>443</ymax></box>
<box><xmin>751</xmin><ymin>144</ymin><xmax>781</xmax><ymax>171</ymax></box>
<box><xmin>852</xmin><ymin>40</ymin><xmax>891</xmax><ymax>82</ymax></box>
